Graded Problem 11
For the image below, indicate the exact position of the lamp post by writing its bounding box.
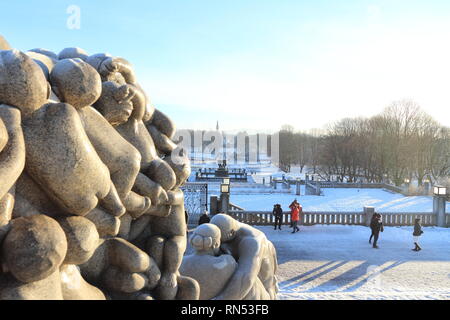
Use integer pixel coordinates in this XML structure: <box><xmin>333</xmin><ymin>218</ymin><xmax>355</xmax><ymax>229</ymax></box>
<box><xmin>296</xmin><ymin>177</ymin><xmax>301</xmax><ymax>196</ymax></box>
<box><xmin>404</xmin><ymin>178</ymin><xmax>410</xmax><ymax>194</ymax></box>
<box><xmin>220</xmin><ymin>179</ymin><xmax>230</xmax><ymax>214</ymax></box>
<box><xmin>424</xmin><ymin>178</ymin><xmax>430</xmax><ymax>195</ymax></box>
<box><xmin>433</xmin><ymin>185</ymin><xmax>447</xmax><ymax>227</ymax></box>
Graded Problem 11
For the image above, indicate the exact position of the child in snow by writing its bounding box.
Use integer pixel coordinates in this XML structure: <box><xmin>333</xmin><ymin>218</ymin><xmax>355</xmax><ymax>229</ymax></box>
<box><xmin>412</xmin><ymin>218</ymin><xmax>424</xmax><ymax>251</ymax></box>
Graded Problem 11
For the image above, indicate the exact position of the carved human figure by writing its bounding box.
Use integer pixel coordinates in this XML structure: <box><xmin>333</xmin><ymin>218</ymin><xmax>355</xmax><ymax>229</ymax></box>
<box><xmin>0</xmin><ymin>50</ymin><xmax>126</xmax><ymax>222</ymax></box>
<box><xmin>49</xmin><ymin>58</ymin><xmax>151</xmax><ymax>218</ymax></box>
<box><xmin>210</xmin><ymin>214</ymin><xmax>278</xmax><ymax>300</ymax></box>
<box><xmin>180</xmin><ymin>224</ymin><xmax>237</xmax><ymax>299</ymax></box>
<box><xmin>180</xmin><ymin>223</ymin><xmax>270</xmax><ymax>300</ymax></box>
<box><xmin>88</xmin><ymin>54</ymin><xmax>176</xmax><ymax>213</ymax></box>
<box><xmin>93</xmin><ymin>80</ymin><xmax>173</xmax><ymax>219</ymax></box>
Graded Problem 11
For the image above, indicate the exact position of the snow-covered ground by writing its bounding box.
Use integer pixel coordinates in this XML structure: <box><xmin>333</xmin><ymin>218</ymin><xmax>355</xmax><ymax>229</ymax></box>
<box><xmin>258</xmin><ymin>225</ymin><xmax>450</xmax><ymax>300</ymax></box>
<box><xmin>230</xmin><ymin>187</ymin><xmax>448</xmax><ymax>213</ymax></box>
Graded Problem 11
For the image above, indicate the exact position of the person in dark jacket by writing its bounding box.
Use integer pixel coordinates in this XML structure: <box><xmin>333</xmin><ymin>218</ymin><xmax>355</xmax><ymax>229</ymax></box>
<box><xmin>272</xmin><ymin>204</ymin><xmax>283</xmax><ymax>230</ymax></box>
<box><xmin>412</xmin><ymin>218</ymin><xmax>424</xmax><ymax>251</ymax></box>
<box><xmin>369</xmin><ymin>213</ymin><xmax>383</xmax><ymax>249</ymax></box>
<box><xmin>198</xmin><ymin>211</ymin><xmax>211</xmax><ymax>225</ymax></box>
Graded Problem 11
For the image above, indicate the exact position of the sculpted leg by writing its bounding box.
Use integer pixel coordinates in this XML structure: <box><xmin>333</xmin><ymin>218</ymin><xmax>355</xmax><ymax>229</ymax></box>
<box><xmin>99</xmin><ymin>181</ymin><xmax>126</xmax><ymax>217</ymax></box>
<box><xmin>134</xmin><ymin>172</ymin><xmax>169</xmax><ymax>207</ymax></box>
<box><xmin>85</xmin><ymin>208</ymin><xmax>121</xmax><ymax>238</ymax></box>
<box><xmin>155</xmin><ymin>235</ymin><xmax>186</xmax><ymax>300</ymax></box>
<box><xmin>146</xmin><ymin>235</ymin><xmax>165</xmax><ymax>269</ymax></box>
<box><xmin>176</xmin><ymin>275</ymin><xmax>200</xmax><ymax>300</ymax></box>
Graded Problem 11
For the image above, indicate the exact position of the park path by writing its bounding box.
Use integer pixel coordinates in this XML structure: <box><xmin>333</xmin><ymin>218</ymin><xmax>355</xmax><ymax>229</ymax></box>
<box><xmin>258</xmin><ymin>225</ymin><xmax>450</xmax><ymax>300</ymax></box>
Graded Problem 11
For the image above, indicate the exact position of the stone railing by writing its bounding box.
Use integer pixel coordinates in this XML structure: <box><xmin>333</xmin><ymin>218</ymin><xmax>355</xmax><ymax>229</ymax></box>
<box><xmin>229</xmin><ymin>202</ymin><xmax>245</xmax><ymax>212</ymax></box>
<box><xmin>305</xmin><ymin>182</ymin><xmax>321</xmax><ymax>196</ymax></box>
<box><xmin>381</xmin><ymin>212</ymin><xmax>436</xmax><ymax>226</ymax></box>
<box><xmin>312</xmin><ymin>182</ymin><xmax>407</xmax><ymax>194</ymax></box>
<box><xmin>229</xmin><ymin>211</ymin><xmax>443</xmax><ymax>227</ymax></box>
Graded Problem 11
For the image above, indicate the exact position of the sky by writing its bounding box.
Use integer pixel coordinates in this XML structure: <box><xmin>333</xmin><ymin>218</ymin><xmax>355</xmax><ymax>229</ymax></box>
<box><xmin>1</xmin><ymin>0</ymin><xmax>450</xmax><ymax>132</ymax></box>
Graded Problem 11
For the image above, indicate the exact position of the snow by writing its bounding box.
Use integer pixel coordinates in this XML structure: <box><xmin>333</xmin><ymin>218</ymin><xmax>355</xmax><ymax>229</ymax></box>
<box><xmin>258</xmin><ymin>225</ymin><xmax>450</xmax><ymax>300</ymax></box>
<box><xmin>230</xmin><ymin>187</ymin><xmax>449</xmax><ymax>213</ymax></box>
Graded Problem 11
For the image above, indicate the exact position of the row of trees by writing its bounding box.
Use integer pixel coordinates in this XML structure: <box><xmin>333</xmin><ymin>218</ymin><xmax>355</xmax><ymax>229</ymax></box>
<box><xmin>279</xmin><ymin>100</ymin><xmax>450</xmax><ymax>187</ymax></box>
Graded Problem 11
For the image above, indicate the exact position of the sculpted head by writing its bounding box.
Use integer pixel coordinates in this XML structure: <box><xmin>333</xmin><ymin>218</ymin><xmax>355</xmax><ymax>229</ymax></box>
<box><xmin>28</xmin><ymin>48</ymin><xmax>58</xmax><ymax>60</ymax></box>
<box><xmin>190</xmin><ymin>223</ymin><xmax>221</xmax><ymax>255</ymax></box>
<box><xmin>58</xmin><ymin>47</ymin><xmax>89</xmax><ymax>61</ymax></box>
<box><xmin>26</xmin><ymin>51</ymin><xmax>57</xmax><ymax>80</ymax></box>
<box><xmin>2</xmin><ymin>215</ymin><xmax>67</xmax><ymax>283</ymax></box>
<box><xmin>164</xmin><ymin>149</ymin><xmax>191</xmax><ymax>188</ymax></box>
<box><xmin>50</xmin><ymin>58</ymin><xmax>102</xmax><ymax>109</ymax></box>
<box><xmin>210</xmin><ymin>214</ymin><xmax>239</xmax><ymax>243</ymax></box>
<box><xmin>94</xmin><ymin>81</ymin><xmax>134</xmax><ymax>125</ymax></box>
<box><xmin>0</xmin><ymin>50</ymin><xmax>49</xmax><ymax>116</ymax></box>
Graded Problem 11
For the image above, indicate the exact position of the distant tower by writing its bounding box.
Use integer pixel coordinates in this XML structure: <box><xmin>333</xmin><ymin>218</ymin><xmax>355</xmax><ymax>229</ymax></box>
<box><xmin>216</xmin><ymin>120</ymin><xmax>219</xmax><ymax>131</ymax></box>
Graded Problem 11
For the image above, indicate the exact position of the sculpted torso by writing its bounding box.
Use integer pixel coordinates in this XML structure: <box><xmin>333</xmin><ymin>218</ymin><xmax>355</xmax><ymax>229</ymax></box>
<box><xmin>180</xmin><ymin>254</ymin><xmax>236</xmax><ymax>300</ymax></box>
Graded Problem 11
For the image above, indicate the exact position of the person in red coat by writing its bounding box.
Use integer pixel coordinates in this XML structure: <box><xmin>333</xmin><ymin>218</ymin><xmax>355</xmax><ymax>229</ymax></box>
<box><xmin>289</xmin><ymin>199</ymin><xmax>302</xmax><ymax>233</ymax></box>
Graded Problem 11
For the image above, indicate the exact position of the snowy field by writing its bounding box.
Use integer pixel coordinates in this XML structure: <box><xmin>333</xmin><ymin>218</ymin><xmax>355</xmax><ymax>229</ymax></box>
<box><xmin>230</xmin><ymin>187</ymin><xmax>449</xmax><ymax>213</ymax></box>
<box><xmin>261</xmin><ymin>225</ymin><xmax>450</xmax><ymax>300</ymax></box>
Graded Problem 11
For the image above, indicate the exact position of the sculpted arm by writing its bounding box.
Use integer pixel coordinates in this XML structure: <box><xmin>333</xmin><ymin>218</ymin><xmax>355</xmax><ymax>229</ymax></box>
<box><xmin>0</xmin><ymin>106</ymin><xmax>25</xmax><ymax>198</ymax></box>
<box><xmin>214</xmin><ymin>237</ymin><xmax>262</xmax><ymax>300</ymax></box>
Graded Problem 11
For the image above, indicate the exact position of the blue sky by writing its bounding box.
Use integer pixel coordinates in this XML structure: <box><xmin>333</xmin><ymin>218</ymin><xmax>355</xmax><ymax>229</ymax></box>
<box><xmin>2</xmin><ymin>0</ymin><xmax>450</xmax><ymax>131</ymax></box>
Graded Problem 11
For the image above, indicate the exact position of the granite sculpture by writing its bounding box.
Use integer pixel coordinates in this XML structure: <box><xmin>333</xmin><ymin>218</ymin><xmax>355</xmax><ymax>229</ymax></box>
<box><xmin>0</xmin><ymin>35</ymin><xmax>277</xmax><ymax>300</ymax></box>
<box><xmin>210</xmin><ymin>214</ymin><xmax>279</xmax><ymax>300</ymax></box>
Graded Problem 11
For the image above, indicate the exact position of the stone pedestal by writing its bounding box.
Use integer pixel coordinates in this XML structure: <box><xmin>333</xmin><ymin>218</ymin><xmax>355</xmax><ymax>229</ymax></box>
<box><xmin>364</xmin><ymin>206</ymin><xmax>375</xmax><ymax>227</ymax></box>
<box><xmin>210</xmin><ymin>196</ymin><xmax>218</xmax><ymax>215</ymax></box>
<box><xmin>296</xmin><ymin>181</ymin><xmax>301</xmax><ymax>196</ymax></box>
<box><xmin>434</xmin><ymin>196</ymin><xmax>447</xmax><ymax>227</ymax></box>
<box><xmin>220</xmin><ymin>193</ymin><xmax>230</xmax><ymax>214</ymax></box>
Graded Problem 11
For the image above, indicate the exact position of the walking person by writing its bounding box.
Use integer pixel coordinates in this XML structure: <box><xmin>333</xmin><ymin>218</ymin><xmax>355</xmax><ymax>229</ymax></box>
<box><xmin>272</xmin><ymin>204</ymin><xmax>283</xmax><ymax>230</ymax></box>
<box><xmin>369</xmin><ymin>212</ymin><xmax>383</xmax><ymax>249</ymax></box>
<box><xmin>198</xmin><ymin>210</ymin><xmax>211</xmax><ymax>225</ymax></box>
<box><xmin>412</xmin><ymin>218</ymin><xmax>424</xmax><ymax>251</ymax></box>
<box><xmin>289</xmin><ymin>199</ymin><xmax>301</xmax><ymax>233</ymax></box>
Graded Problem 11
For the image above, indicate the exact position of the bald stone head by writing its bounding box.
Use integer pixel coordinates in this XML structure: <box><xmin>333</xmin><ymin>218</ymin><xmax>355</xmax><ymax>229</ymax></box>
<box><xmin>0</xmin><ymin>50</ymin><xmax>49</xmax><ymax>116</ymax></box>
<box><xmin>26</xmin><ymin>51</ymin><xmax>57</xmax><ymax>80</ymax></box>
<box><xmin>58</xmin><ymin>47</ymin><xmax>89</xmax><ymax>61</ymax></box>
<box><xmin>190</xmin><ymin>223</ymin><xmax>221</xmax><ymax>254</ymax></box>
<box><xmin>28</xmin><ymin>48</ymin><xmax>58</xmax><ymax>60</ymax></box>
<box><xmin>50</xmin><ymin>58</ymin><xmax>102</xmax><ymax>109</ymax></box>
<box><xmin>210</xmin><ymin>214</ymin><xmax>239</xmax><ymax>243</ymax></box>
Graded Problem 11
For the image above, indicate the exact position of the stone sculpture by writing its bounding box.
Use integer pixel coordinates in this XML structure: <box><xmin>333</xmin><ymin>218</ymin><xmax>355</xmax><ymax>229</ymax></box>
<box><xmin>210</xmin><ymin>214</ymin><xmax>279</xmax><ymax>300</ymax></box>
<box><xmin>180</xmin><ymin>223</ymin><xmax>271</xmax><ymax>300</ymax></box>
<box><xmin>0</xmin><ymin>34</ymin><xmax>277</xmax><ymax>300</ymax></box>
